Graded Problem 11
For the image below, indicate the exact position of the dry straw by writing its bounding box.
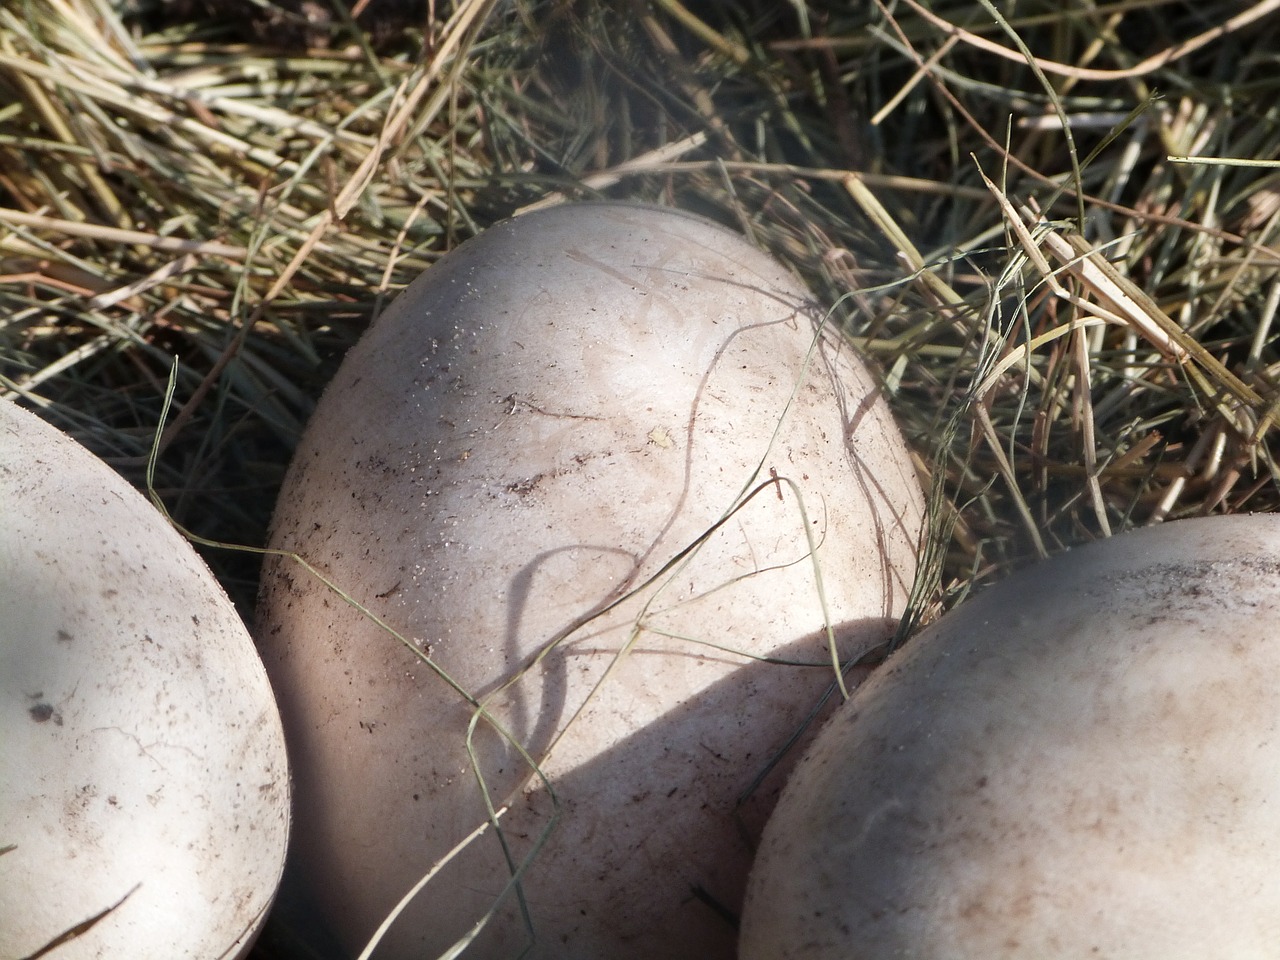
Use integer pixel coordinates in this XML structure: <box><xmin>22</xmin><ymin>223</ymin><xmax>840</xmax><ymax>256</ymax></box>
<box><xmin>3</xmin><ymin>0</ymin><xmax>1280</xmax><ymax>953</ymax></box>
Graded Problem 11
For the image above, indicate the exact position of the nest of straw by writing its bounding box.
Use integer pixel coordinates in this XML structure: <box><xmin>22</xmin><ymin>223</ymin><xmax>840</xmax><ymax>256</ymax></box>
<box><xmin>3</xmin><ymin>0</ymin><xmax>1279</xmax><ymax>952</ymax></box>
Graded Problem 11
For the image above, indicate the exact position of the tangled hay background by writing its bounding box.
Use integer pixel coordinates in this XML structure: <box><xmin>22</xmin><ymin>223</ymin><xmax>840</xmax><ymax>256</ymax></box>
<box><xmin>2</xmin><ymin>0</ymin><xmax>1279</xmax><ymax>954</ymax></box>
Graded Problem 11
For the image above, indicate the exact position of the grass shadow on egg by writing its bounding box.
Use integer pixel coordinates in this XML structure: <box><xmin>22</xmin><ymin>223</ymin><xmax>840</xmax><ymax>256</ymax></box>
<box><xmin>270</xmin><ymin>612</ymin><xmax>893</xmax><ymax>960</ymax></box>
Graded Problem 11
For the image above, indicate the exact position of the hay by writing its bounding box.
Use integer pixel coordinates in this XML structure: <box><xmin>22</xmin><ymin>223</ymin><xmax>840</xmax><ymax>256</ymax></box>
<box><xmin>3</xmin><ymin>0</ymin><xmax>1280</xmax><ymax>952</ymax></box>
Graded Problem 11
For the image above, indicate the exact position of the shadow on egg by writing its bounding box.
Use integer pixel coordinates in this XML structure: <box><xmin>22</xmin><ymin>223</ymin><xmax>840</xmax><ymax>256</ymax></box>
<box><xmin>272</xmin><ymin>615</ymin><xmax>891</xmax><ymax>960</ymax></box>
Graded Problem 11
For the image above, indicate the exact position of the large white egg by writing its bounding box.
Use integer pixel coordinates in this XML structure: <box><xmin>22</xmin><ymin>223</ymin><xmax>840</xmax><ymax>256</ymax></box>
<box><xmin>0</xmin><ymin>400</ymin><xmax>289</xmax><ymax>958</ymax></box>
<box><xmin>741</xmin><ymin>514</ymin><xmax>1280</xmax><ymax>959</ymax></box>
<box><xmin>256</xmin><ymin>202</ymin><xmax>923</xmax><ymax>958</ymax></box>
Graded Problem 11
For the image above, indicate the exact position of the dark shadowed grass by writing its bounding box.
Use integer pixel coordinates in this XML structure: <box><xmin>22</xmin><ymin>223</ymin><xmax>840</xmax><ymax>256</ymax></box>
<box><xmin>3</xmin><ymin>0</ymin><xmax>1280</xmax><ymax>955</ymax></box>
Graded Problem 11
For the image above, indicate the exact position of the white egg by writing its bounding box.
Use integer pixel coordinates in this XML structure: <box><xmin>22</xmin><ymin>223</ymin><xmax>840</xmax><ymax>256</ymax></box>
<box><xmin>741</xmin><ymin>514</ymin><xmax>1280</xmax><ymax>960</ymax></box>
<box><xmin>257</xmin><ymin>202</ymin><xmax>923</xmax><ymax>958</ymax></box>
<box><xmin>0</xmin><ymin>400</ymin><xmax>290</xmax><ymax>959</ymax></box>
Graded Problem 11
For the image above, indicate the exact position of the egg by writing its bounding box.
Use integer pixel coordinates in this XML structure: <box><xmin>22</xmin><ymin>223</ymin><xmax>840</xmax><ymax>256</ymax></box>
<box><xmin>0</xmin><ymin>401</ymin><xmax>289</xmax><ymax>958</ymax></box>
<box><xmin>740</xmin><ymin>514</ymin><xmax>1280</xmax><ymax>960</ymax></box>
<box><xmin>256</xmin><ymin>201</ymin><xmax>923</xmax><ymax>959</ymax></box>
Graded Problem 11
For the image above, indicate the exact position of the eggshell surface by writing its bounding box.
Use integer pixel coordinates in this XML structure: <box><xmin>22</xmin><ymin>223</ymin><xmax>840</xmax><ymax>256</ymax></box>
<box><xmin>257</xmin><ymin>202</ymin><xmax>923</xmax><ymax>958</ymax></box>
<box><xmin>0</xmin><ymin>401</ymin><xmax>290</xmax><ymax>958</ymax></box>
<box><xmin>740</xmin><ymin>514</ymin><xmax>1280</xmax><ymax>960</ymax></box>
